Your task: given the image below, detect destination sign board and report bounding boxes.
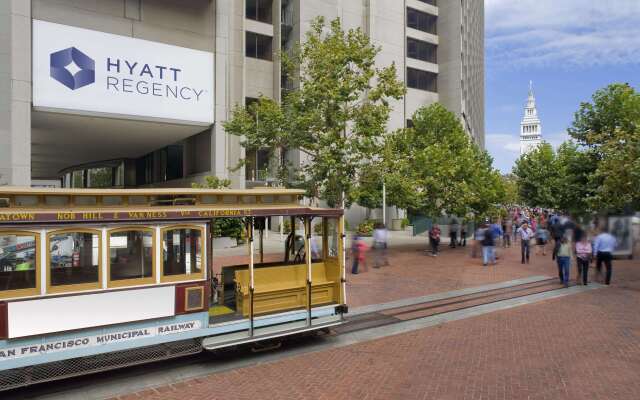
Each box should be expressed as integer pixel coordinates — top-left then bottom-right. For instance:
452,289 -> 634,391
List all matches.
0,320 -> 202,362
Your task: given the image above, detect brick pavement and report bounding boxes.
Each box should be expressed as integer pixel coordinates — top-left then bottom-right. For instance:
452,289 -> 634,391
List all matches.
113,248 -> 640,400
347,241 -> 559,308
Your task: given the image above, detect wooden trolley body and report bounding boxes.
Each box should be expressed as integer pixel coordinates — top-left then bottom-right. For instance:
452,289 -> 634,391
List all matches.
0,187 -> 346,390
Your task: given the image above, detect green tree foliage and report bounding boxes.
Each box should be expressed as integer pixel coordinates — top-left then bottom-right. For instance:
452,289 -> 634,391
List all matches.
384,103 -> 504,219
568,83 -> 640,212
191,175 -> 232,190
353,166 -> 383,210
513,141 -> 596,217
223,17 -> 405,207
501,174 -> 520,205
555,142 -> 596,216
513,143 -> 559,209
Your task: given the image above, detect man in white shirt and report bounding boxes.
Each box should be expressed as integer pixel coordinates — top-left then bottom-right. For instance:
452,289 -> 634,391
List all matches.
593,227 -> 618,285
373,223 -> 389,268
517,222 -> 534,264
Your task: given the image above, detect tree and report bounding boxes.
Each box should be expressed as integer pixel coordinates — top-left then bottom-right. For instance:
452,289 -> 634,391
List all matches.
554,141 -> 596,217
512,143 -> 559,209
568,83 -> 640,212
501,174 -> 520,206
224,17 -> 405,207
512,141 -> 598,217
384,103 -> 504,219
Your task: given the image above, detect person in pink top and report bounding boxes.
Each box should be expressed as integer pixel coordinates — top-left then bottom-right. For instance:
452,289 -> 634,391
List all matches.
575,235 -> 592,285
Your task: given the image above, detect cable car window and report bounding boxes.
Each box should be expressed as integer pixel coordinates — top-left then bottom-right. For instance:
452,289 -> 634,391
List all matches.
45,196 -> 70,206
14,196 -> 39,207
108,229 -> 154,286
162,227 -> 203,281
0,232 -> 39,297
74,196 -> 97,206
48,231 -> 101,291
103,196 -> 123,206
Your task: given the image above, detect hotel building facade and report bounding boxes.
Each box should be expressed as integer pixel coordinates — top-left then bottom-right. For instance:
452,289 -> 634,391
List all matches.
1,0 -> 484,193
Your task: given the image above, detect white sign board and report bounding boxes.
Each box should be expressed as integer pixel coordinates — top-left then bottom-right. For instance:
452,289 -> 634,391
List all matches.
8,286 -> 175,338
32,20 -> 214,125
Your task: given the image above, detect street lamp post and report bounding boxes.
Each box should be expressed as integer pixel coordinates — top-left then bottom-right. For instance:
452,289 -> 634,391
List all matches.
382,182 -> 386,227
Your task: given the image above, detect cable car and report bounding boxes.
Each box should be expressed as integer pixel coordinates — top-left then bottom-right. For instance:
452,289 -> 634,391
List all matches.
0,187 -> 346,390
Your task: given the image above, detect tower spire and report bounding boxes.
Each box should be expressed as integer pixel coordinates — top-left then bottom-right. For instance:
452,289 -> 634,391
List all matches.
529,80 -> 533,95
520,81 -> 542,155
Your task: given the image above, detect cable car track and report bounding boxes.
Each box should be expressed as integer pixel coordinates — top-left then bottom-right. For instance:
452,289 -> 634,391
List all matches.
334,278 -> 563,334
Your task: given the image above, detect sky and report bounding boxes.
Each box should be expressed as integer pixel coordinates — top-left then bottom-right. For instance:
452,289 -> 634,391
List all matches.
484,0 -> 640,173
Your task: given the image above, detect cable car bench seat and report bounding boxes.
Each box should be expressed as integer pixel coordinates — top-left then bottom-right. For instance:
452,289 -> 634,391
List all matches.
234,262 -> 339,317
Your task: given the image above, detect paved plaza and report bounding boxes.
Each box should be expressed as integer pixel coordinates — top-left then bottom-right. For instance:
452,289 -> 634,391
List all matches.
105,241 -> 640,400
346,236 -> 560,308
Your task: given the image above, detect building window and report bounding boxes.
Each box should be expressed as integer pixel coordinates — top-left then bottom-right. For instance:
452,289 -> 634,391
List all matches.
0,232 -> 40,298
406,119 -> 414,128
407,68 -> 437,92
407,38 -> 437,63
87,167 -> 113,188
162,145 -> 184,181
407,8 -> 437,35
245,149 -> 270,181
48,230 -> 101,292
108,228 -> 155,287
417,0 -> 437,5
161,227 -> 203,282
246,32 -> 273,61
135,146 -> 183,186
246,0 -> 273,24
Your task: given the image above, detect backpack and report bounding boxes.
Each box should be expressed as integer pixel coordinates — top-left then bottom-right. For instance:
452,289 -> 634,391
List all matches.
482,229 -> 494,246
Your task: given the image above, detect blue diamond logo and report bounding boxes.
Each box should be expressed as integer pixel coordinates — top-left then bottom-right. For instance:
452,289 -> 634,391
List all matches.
50,47 -> 95,90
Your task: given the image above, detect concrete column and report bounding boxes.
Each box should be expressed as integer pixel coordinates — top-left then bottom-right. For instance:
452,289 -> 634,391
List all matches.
213,0 -> 246,188
0,0 -> 31,186
212,0 -> 231,183
273,0 -> 282,104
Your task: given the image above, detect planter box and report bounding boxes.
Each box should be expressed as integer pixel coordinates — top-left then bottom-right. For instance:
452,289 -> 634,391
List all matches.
391,218 -> 404,231
212,237 -> 238,249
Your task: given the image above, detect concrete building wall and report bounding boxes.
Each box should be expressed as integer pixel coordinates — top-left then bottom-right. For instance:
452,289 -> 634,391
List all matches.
32,0 -> 215,51
0,1 -> 31,186
437,0 -> 463,132
369,0 -> 405,131
438,0 -> 485,147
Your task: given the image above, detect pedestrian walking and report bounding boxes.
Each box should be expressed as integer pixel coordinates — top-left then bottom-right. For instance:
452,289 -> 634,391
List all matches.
429,224 -> 441,256
351,234 -> 364,274
373,223 -> 389,268
459,223 -> 467,247
503,218 -> 512,248
550,218 -> 565,261
481,224 -> 496,266
593,227 -> 617,285
449,218 -> 459,248
531,218 -> 537,232
357,238 -> 369,273
535,224 -> 549,256
575,235 -> 592,285
557,237 -> 572,287
516,222 -> 534,264
472,224 -> 484,258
